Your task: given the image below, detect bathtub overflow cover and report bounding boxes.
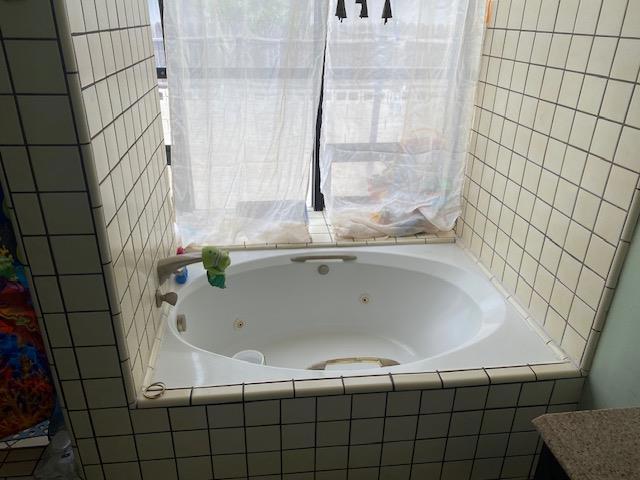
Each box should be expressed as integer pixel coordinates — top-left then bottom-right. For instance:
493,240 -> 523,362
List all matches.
318,264 -> 329,275
360,294 -> 371,305
233,319 -> 245,329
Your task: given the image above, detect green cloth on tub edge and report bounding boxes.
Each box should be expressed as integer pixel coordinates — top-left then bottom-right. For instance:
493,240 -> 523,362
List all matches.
202,246 -> 231,289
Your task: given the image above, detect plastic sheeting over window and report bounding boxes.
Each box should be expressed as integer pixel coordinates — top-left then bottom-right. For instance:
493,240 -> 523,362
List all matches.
320,0 -> 485,239
166,1 -> 328,245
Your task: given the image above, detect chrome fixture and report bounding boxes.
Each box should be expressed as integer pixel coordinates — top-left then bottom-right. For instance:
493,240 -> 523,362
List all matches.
157,252 -> 202,285
176,314 -> 187,332
290,254 -> 357,263
155,290 -> 178,307
309,357 -> 399,370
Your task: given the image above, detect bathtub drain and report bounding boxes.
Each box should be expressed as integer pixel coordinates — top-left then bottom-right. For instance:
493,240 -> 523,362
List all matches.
232,350 -> 265,365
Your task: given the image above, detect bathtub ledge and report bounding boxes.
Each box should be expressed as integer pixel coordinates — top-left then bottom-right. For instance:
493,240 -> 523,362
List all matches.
530,362 -> 581,381
137,388 -> 191,409
244,381 -> 294,401
391,372 -> 441,391
439,369 -> 489,387
192,385 -> 243,405
343,374 -> 394,394
293,378 -> 344,397
486,366 -> 536,384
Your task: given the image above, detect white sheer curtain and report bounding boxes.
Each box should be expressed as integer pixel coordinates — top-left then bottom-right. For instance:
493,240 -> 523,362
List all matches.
321,0 -> 485,238
166,1 -> 328,245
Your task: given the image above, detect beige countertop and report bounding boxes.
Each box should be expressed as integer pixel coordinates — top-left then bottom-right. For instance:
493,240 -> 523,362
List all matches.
533,407 -> 640,480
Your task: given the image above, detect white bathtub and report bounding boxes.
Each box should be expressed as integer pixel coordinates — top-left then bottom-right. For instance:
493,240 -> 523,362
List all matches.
152,244 -> 560,388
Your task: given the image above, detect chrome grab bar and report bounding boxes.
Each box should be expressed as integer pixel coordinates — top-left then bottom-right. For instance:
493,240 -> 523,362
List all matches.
308,357 -> 400,370
290,254 -> 357,263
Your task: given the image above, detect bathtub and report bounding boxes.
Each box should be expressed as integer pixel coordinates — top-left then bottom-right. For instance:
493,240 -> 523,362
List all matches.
151,244 -> 561,388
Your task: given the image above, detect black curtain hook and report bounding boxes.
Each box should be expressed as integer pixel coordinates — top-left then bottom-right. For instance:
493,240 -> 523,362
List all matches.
336,0 -> 347,22
356,0 -> 369,18
382,0 -> 393,24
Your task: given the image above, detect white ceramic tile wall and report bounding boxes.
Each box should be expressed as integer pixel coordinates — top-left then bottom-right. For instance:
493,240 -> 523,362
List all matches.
0,1 -> 603,479
458,0 -> 640,370
61,0 -> 175,398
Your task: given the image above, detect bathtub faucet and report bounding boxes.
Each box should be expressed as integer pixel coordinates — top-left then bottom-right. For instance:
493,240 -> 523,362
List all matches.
157,252 -> 202,285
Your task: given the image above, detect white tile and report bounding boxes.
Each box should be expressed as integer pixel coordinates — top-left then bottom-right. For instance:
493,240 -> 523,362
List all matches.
97,435 -> 137,462
172,430 -> 209,457
569,111 -> 597,151
244,381 -> 293,401
628,89 -> 640,130
246,425 -> 280,452
595,0 -> 627,34
586,37 -> 617,76
0,0 -> 56,37
90,407 -> 132,436
558,72 -> 582,108
416,412 -> 450,439
453,385 -> 489,411
381,441 -> 413,466
611,39 -> 640,81
42,313 -> 72,347
444,435 -> 477,462
585,235 -> 615,279
282,448 -> 314,474
40,192 -> 94,234
32,275 -> 63,312
18,95 -> 76,144
4,40 -> 65,94
317,421 -> 349,447
76,345 -> 121,378
30,146 -> 86,191
0,96 -> 22,144
317,395 -> 351,421
212,454 -> 247,478
343,375 -> 392,393
244,400 -> 279,426
59,274 -> 109,311
83,86 -> 102,138
210,427 -> 245,454
247,451 -> 280,476
348,444 -> 382,468
615,127 -> 640,173
572,189 -> 600,230
576,266 -> 606,310
13,193 -> 45,235
590,119 -> 621,162
135,432 -> 174,460
281,398 -> 315,424
50,235 -> 101,274
580,155 -> 610,196
281,423 -> 314,449
601,80 -> 634,123
560,325 -> 587,361
168,406 -> 206,431
480,406 -> 520,439
130,408 -> 170,433
550,377 -> 585,403
0,146 -> 34,193
594,201 -> 626,244
566,36 -> 592,72
518,381 -> 554,406
420,389 -> 454,414
23,236 -> 54,275
140,459 -> 177,480
52,347 -> 79,379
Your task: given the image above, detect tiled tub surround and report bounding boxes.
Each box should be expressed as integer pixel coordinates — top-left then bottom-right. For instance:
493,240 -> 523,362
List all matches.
458,0 -> 640,370
102,365 -> 583,480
